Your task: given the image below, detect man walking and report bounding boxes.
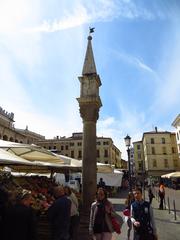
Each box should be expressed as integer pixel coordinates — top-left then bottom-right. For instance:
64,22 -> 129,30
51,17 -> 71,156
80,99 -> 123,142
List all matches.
48,186 -> 71,240
158,183 -> 165,210
131,187 -> 158,240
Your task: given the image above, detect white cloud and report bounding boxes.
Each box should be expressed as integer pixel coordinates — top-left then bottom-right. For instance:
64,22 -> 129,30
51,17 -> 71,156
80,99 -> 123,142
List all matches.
25,0 -> 155,33
0,0 -> 41,33
97,104 -> 151,159
26,4 -> 89,33
114,51 -> 158,76
150,23 -> 180,115
133,57 -> 154,74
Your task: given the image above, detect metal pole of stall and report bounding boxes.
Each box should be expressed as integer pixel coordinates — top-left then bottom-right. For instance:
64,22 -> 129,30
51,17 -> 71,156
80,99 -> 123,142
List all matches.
164,197 -> 166,210
167,197 -> 170,214
173,199 -> 177,220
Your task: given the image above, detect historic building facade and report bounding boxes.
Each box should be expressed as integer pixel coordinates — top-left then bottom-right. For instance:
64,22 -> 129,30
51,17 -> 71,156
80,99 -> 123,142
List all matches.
36,132 -> 121,166
0,106 -> 45,144
0,107 -> 121,166
133,141 -> 145,177
133,127 -> 179,178
172,114 -> 180,159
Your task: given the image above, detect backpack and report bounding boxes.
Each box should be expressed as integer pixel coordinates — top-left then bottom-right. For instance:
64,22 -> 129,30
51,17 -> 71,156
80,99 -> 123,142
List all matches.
131,201 -> 153,234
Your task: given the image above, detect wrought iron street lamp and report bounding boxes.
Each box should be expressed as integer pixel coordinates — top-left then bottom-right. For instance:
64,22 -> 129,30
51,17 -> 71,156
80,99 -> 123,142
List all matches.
124,134 -> 132,191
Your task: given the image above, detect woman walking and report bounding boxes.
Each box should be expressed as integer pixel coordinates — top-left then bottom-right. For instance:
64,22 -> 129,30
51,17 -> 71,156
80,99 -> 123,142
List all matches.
123,192 -> 135,240
89,187 -> 114,240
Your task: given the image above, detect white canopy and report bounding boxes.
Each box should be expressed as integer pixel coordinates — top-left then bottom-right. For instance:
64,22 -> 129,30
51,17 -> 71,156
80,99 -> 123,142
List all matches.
0,140 -> 119,175
0,140 -> 62,164
0,148 -> 34,166
161,172 -> 180,178
55,154 -> 113,173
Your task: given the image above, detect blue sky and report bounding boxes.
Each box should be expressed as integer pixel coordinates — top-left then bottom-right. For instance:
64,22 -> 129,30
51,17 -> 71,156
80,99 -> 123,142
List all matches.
0,0 -> 180,159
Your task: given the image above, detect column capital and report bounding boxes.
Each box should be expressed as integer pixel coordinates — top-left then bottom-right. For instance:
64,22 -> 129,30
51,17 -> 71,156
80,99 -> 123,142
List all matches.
79,103 -> 100,122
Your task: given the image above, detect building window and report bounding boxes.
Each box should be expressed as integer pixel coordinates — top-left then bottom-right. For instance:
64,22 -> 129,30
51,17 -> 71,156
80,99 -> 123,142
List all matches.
44,146 -> 46,149
78,150 -> 82,158
104,149 -> 108,157
65,145 -> 68,150
49,146 -> 51,150
61,146 -> 64,150
77,142 -> 82,146
153,159 -> 157,168
138,153 -> 141,159
172,147 -> 175,153
97,150 -> 100,158
137,145 -> 141,150
97,141 -> 101,145
151,138 -> 154,144
177,132 -> 179,140
71,151 -> 74,158
162,138 -> 165,144
138,162 -> 142,170
54,146 -> 56,149
103,141 -> 109,145
152,147 -> 155,155
173,159 -> 178,168
164,159 -> 168,168
70,142 -> 74,146
162,146 -> 167,154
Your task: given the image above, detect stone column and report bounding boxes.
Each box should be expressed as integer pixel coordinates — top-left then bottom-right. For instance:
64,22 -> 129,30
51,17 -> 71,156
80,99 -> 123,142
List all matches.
77,31 -> 102,239
80,103 -> 99,212
78,103 -> 100,240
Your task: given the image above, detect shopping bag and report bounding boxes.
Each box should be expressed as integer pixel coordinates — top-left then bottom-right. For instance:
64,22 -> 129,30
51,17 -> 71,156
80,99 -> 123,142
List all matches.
111,216 -> 121,234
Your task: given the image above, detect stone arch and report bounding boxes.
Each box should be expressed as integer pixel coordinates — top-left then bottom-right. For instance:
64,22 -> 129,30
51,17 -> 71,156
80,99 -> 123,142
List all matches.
3,135 -> 8,141
9,137 -> 14,142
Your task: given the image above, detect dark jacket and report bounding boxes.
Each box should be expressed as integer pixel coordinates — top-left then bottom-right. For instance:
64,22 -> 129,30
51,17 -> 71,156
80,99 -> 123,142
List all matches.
3,204 -> 37,240
48,195 -> 71,239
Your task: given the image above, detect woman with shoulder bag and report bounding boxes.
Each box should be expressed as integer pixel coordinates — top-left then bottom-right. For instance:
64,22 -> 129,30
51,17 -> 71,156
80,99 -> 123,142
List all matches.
89,187 -> 114,240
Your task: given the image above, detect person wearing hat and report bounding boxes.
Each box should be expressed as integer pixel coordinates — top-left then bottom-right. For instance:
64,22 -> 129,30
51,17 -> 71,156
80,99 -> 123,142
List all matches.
3,189 -> 37,240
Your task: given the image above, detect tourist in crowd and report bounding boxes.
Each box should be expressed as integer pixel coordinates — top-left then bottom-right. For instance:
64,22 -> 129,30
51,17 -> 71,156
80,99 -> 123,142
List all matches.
98,178 -> 106,189
3,189 -> 37,240
64,186 -> 79,240
89,187 -> 114,240
131,187 -> 158,240
148,186 -> 155,204
123,191 -> 135,240
0,187 -> 9,238
158,183 -> 165,210
48,186 -> 71,240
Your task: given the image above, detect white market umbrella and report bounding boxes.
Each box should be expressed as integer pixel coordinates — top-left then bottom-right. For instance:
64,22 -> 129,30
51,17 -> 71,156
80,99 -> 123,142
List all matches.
0,148 -> 34,166
0,140 -> 63,164
161,172 -> 180,178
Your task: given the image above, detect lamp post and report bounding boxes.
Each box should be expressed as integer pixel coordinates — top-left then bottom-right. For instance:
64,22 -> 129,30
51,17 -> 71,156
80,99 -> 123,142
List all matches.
124,134 -> 132,192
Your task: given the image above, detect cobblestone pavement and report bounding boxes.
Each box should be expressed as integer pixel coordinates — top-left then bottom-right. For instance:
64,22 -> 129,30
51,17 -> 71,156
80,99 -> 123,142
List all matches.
110,188 -> 180,240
